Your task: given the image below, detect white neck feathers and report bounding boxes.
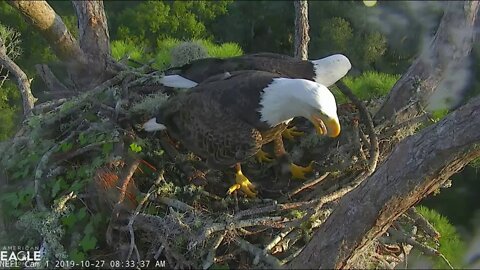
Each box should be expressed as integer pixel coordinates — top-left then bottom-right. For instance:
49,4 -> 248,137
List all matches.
259,78 -> 337,127
311,54 -> 351,87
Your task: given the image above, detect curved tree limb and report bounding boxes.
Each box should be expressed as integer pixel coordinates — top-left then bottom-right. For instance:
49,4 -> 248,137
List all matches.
287,94 -> 480,269
8,0 -> 87,65
0,38 -> 36,115
374,1 -> 480,124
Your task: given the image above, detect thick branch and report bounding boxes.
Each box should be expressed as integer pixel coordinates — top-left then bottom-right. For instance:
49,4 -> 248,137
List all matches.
374,1 -> 479,124
35,64 -> 69,93
72,1 -> 110,59
0,39 -> 36,115
293,0 -> 309,60
288,95 -> 480,269
70,1 -> 115,90
8,0 -> 86,65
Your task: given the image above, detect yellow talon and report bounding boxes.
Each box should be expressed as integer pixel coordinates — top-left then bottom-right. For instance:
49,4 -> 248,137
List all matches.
290,161 -> 314,180
227,170 -> 257,197
282,126 -> 304,141
255,149 -> 274,163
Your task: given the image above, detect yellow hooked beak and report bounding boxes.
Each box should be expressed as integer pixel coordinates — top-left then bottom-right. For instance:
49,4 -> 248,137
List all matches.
310,114 -> 341,138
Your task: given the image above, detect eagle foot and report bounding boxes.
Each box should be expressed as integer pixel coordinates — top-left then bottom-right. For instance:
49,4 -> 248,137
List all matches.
255,149 -> 274,163
290,161 -> 314,180
227,171 -> 258,198
282,126 -> 304,141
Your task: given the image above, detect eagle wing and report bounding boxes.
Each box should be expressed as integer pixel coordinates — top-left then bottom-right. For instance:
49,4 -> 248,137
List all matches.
161,89 -> 263,168
165,54 -> 315,84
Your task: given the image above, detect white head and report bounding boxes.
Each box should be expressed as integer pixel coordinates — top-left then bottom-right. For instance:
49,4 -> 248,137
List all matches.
311,54 -> 352,87
259,78 -> 341,138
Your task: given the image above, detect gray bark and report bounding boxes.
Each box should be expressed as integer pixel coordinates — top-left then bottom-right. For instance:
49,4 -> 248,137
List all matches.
0,38 -> 36,115
374,1 -> 480,124
8,0 -> 87,65
294,1 -> 310,60
288,94 -> 480,269
9,0 -> 115,91
72,1 -> 111,58
70,1 -> 113,90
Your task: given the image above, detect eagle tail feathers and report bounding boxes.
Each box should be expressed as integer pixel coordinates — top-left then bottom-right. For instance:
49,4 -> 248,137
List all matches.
159,75 -> 198,88
143,117 -> 167,132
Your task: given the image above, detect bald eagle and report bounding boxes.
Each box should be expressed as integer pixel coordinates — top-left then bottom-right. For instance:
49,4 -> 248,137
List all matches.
160,53 -> 351,89
159,53 -> 351,163
144,70 -> 340,197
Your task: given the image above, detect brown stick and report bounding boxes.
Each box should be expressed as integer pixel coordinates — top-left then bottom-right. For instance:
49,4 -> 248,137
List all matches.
0,40 -> 36,115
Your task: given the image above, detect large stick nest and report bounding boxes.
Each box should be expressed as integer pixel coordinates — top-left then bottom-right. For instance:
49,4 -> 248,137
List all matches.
0,65 -> 445,269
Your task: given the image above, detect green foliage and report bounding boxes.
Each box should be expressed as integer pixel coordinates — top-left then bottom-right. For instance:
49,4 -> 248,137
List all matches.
111,1 -> 232,47
0,81 -> 21,141
154,38 -> 243,69
196,40 -> 243,59
111,39 -> 147,62
317,17 -> 353,53
155,38 -> 182,68
430,108 -> 450,122
0,23 -> 22,141
0,23 -> 22,59
339,71 -> 400,103
130,92 -> 169,116
170,41 -> 208,67
210,1 -> 294,54
416,206 -> 466,268
359,32 -> 387,66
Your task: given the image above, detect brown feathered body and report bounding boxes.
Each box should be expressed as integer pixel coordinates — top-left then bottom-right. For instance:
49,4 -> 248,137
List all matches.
157,70 -> 287,169
166,52 -> 316,83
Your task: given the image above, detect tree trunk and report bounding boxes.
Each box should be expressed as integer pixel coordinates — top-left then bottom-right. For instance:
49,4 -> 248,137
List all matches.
8,0 -> 116,91
374,1 -> 480,125
7,0 -> 86,66
72,1 -> 113,89
287,94 -> 480,269
294,0 -> 310,60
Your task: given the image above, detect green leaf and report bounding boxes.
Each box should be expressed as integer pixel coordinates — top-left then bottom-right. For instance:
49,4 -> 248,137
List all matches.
70,181 -> 84,192
78,133 -> 87,146
60,142 -> 73,152
77,166 -> 90,179
91,213 -> 103,225
154,149 -> 164,156
96,133 -> 106,142
79,235 -> 97,252
62,213 -> 77,228
12,170 -> 23,180
69,248 -> 86,263
51,180 -> 62,197
129,143 -> 142,153
77,207 -> 87,221
92,157 -> 104,169
1,192 -> 19,208
17,189 -> 33,206
66,169 -> 76,180
84,222 -> 94,236
102,142 -> 113,156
